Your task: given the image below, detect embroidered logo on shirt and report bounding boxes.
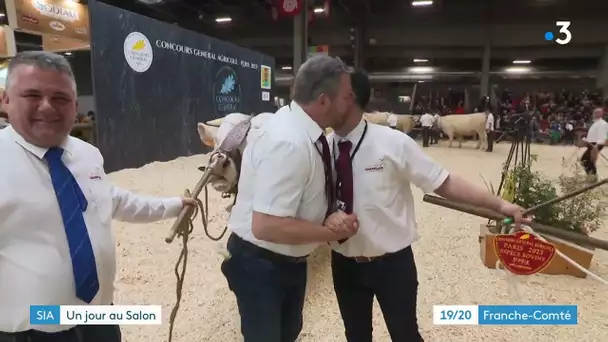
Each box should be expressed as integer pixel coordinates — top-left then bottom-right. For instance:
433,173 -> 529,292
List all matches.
364,164 -> 384,172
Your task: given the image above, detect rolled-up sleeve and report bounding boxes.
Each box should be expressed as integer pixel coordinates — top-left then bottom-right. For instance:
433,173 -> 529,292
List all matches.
252,138 -> 309,218
398,134 -> 449,194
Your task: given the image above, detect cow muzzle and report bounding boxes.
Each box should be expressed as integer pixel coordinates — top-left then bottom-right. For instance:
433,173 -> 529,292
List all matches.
198,151 -> 239,194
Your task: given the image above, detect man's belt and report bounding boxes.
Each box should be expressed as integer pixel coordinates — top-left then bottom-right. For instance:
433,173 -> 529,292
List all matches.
229,234 -> 308,263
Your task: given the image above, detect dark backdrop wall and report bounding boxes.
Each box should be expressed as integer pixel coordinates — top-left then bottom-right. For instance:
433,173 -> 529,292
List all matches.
89,0 -> 275,172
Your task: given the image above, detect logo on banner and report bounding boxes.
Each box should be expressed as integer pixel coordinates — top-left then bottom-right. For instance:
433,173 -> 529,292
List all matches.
261,65 -> 271,90
49,21 -> 65,31
213,66 -> 242,116
124,32 -> 153,73
33,1 -> 80,22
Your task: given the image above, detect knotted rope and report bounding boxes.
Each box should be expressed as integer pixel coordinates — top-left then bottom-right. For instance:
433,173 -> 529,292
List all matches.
164,116 -> 252,342
167,182 -> 228,342
496,224 -> 608,301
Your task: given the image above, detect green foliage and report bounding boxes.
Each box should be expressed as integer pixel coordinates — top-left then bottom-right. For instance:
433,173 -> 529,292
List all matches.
505,156 -> 608,235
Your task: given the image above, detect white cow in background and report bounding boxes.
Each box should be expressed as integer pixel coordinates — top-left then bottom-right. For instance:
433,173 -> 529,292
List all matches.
437,112 -> 488,149
363,111 -> 417,134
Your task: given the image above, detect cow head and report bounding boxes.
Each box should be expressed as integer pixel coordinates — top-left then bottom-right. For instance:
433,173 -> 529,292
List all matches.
197,114 -> 247,194
197,113 -> 274,195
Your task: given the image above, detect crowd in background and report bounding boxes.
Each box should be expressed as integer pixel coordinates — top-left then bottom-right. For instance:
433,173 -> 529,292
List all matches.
408,89 -> 606,144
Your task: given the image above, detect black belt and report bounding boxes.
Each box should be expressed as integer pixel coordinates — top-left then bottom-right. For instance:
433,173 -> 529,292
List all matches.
228,234 -> 308,264
333,246 -> 411,263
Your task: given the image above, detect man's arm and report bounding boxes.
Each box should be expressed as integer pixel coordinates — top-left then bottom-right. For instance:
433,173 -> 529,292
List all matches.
397,133 -> 507,213
250,138 -> 341,244
110,186 -> 184,223
93,150 -> 185,223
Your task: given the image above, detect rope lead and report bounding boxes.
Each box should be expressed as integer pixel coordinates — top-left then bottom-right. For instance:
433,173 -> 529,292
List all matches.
167,186 -> 228,342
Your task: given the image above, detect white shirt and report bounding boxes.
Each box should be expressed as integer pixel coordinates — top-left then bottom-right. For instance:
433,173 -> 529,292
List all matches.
586,118 -> 608,144
329,120 -> 450,257
486,113 -> 494,131
228,101 -> 327,257
0,126 -> 183,333
566,123 -> 573,131
387,114 -> 398,127
420,113 -> 434,127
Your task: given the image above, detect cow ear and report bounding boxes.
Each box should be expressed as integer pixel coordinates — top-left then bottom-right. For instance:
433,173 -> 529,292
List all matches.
197,123 -> 216,148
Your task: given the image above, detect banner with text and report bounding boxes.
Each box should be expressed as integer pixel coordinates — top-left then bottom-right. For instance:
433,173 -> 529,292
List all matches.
89,0 -> 275,172
5,0 -> 89,41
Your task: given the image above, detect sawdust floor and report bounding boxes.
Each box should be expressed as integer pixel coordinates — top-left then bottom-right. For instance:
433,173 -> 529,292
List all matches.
109,141 -> 608,342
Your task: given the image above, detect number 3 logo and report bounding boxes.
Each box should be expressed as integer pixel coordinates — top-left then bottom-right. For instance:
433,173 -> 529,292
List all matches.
555,21 -> 572,45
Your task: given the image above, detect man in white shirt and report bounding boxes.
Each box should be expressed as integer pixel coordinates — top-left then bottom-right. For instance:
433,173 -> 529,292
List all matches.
221,55 -> 359,342
0,51 -> 195,342
564,121 -> 575,145
328,71 -> 529,342
581,108 -> 608,179
430,112 -> 440,144
485,110 -> 495,152
419,112 -> 434,147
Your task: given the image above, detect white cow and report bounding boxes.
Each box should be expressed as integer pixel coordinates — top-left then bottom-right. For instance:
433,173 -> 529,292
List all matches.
363,111 -> 416,134
437,112 -> 488,149
197,112 -> 275,194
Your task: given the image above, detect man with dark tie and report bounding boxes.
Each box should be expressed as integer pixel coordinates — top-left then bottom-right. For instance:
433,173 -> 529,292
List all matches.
220,55 -> 358,342
0,51 -> 195,342
327,70 -> 530,342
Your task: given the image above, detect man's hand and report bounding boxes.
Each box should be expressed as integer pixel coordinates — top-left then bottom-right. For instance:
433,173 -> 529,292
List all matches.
324,211 -> 359,240
181,197 -> 198,208
499,201 -> 532,230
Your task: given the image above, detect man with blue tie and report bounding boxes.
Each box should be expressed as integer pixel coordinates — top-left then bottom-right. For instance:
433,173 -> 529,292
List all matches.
328,70 -> 529,342
0,51 -> 195,342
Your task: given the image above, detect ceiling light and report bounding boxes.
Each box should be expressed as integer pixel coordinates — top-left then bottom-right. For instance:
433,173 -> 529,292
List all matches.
65,52 -> 72,56
512,60 -> 531,64
412,1 -> 433,7
413,59 -> 428,63
505,67 -> 531,74
418,81 -> 425,83
0,13 -> 5,18
281,66 -> 292,70
215,17 -> 232,23
313,7 -> 324,13
409,66 -> 434,73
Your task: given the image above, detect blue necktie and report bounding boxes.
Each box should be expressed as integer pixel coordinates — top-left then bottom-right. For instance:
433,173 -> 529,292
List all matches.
45,147 -> 99,303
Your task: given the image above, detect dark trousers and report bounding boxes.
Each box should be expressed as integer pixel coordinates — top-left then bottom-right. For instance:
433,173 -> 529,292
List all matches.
564,130 -> 575,145
332,247 -> 423,342
430,128 -> 438,144
486,130 -> 494,152
221,234 -> 307,342
0,325 -> 121,342
421,127 -> 430,147
581,144 -> 603,175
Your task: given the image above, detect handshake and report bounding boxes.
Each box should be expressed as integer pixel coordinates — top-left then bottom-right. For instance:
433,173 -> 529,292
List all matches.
324,211 -> 359,241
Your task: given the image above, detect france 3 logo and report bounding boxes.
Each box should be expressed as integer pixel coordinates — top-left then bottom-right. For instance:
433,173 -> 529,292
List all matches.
544,21 -> 572,45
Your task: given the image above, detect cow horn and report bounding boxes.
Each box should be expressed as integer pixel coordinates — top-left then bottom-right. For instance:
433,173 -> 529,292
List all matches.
206,118 -> 224,127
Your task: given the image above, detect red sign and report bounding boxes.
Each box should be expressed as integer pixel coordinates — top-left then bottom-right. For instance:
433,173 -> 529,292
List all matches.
494,231 -> 556,275
277,0 -> 302,17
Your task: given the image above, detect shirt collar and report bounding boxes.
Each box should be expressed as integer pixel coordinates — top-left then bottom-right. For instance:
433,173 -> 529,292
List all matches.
290,101 -> 324,141
334,118 -> 366,145
5,125 -> 73,160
